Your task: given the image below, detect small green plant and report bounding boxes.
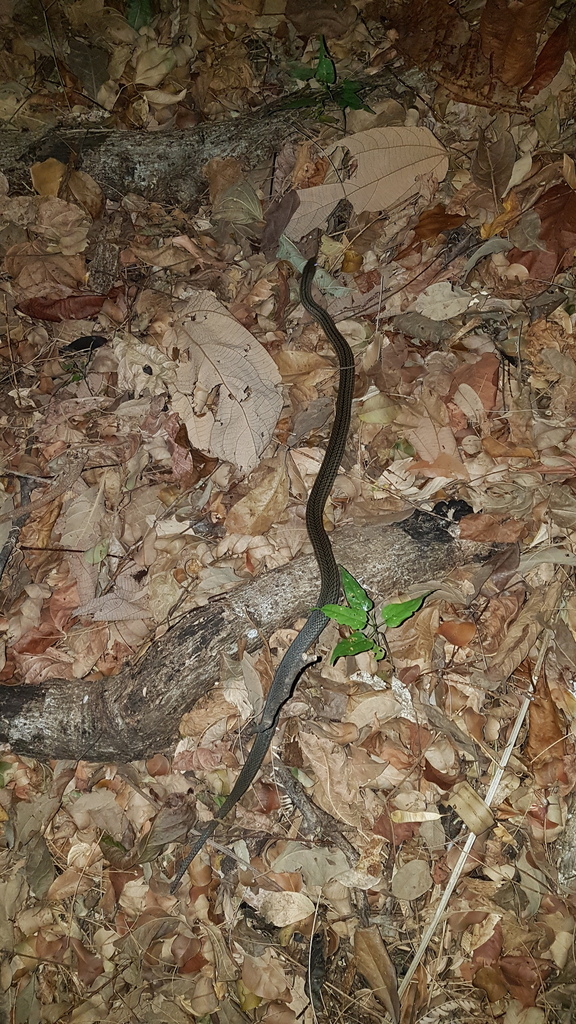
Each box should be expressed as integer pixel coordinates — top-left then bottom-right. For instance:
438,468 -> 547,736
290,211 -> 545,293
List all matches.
322,568 -> 431,665
284,36 -> 373,117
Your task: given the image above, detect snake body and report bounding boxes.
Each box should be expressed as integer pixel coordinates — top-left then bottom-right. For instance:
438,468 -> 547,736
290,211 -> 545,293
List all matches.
171,258 -> 355,890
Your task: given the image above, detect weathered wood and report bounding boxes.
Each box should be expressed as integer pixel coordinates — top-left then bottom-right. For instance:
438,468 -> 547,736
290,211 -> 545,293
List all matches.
0,66 -> 423,209
0,518 -> 498,761
0,112 -> 300,209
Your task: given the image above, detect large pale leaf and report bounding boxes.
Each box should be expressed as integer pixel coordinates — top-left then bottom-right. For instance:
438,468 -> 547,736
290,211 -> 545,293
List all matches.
167,291 -> 282,473
287,126 -> 448,240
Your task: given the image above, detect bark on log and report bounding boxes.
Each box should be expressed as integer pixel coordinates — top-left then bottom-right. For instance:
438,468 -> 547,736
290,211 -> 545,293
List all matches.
0,69 -> 416,209
0,516 -> 499,761
0,112 -> 301,210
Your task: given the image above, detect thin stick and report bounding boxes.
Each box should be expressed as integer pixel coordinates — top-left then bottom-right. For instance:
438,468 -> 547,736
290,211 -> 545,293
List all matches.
398,631 -> 552,999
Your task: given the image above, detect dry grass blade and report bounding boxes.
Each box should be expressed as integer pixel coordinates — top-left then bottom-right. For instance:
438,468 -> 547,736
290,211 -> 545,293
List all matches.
398,629 -> 554,1000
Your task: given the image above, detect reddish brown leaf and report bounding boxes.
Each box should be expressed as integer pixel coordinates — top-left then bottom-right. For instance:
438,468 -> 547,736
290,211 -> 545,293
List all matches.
508,182 -> 576,278
17,294 -> 107,322
457,514 -> 527,543
437,620 -> 476,647
525,673 -> 566,765
498,955 -> 553,1007
145,753 -> 171,776
473,964 -> 508,1002
373,810 -> 419,844
422,758 -> 463,790
414,204 -> 467,242
479,0 -> 553,87
472,921 -> 502,966
522,16 -> 570,96
448,353 -> 500,412
252,781 -> 281,814
70,938 -> 104,987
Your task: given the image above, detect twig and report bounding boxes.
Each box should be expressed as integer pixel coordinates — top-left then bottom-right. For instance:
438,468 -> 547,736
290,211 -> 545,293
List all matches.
0,452 -> 86,525
398,630 -> 553,999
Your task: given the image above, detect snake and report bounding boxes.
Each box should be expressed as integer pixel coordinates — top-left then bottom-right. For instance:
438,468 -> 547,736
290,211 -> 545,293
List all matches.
171,257 -> 355,890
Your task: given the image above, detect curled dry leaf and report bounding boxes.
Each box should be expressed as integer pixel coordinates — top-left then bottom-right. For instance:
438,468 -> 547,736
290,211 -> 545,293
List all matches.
448,781 -> 495,835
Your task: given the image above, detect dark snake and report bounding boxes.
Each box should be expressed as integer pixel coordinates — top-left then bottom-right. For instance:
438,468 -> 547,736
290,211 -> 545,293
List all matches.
171,258 -> 355,890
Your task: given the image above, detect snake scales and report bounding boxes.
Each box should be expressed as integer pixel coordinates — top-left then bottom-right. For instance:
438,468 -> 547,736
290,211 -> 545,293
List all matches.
171,258 -> 355,890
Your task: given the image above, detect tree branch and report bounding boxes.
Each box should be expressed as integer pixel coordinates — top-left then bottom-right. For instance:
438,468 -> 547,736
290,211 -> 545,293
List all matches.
0,518 -> 499,761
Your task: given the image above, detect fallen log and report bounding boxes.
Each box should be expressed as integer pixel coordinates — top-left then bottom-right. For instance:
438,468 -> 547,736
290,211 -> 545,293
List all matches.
0,516 -> 499,761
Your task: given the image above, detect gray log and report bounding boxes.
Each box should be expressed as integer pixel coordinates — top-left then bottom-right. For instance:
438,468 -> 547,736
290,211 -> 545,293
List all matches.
0,113 -> 300,210
0,519 -> 497,761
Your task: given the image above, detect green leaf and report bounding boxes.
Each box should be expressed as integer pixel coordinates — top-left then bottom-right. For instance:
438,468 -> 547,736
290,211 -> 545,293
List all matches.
392,438 -> 416,458
100,834 -> 128,852
321,604 -> 368,629
315,36 -> 336,85
126,0 -> 153,30
333,79 -> 372,111
287,62 -> 315,81
371,643 -> 387,661
85,539 -> 109,565
0,761 -> 14,786
340,567 -> 373,612
330,634 -> 374,664
381,593 -> 431,628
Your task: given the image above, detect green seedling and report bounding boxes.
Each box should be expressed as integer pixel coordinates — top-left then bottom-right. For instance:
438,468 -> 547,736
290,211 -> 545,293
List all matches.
322,567 -> 431,665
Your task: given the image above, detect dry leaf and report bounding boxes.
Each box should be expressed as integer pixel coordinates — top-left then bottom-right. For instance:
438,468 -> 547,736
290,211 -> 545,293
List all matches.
287,126 -> 448,240
226,462 -> 289,536
471,131 -> 516,199
354,925 -> 400,1022
30,158 -> 66,196
448,781 -> 495,834
438,619 -> 477,646
391,861 -> 433,900
166,291 -> 282,473
297,729 -> 364,828
479,0 -> 553,88
259,891 -> 315,927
